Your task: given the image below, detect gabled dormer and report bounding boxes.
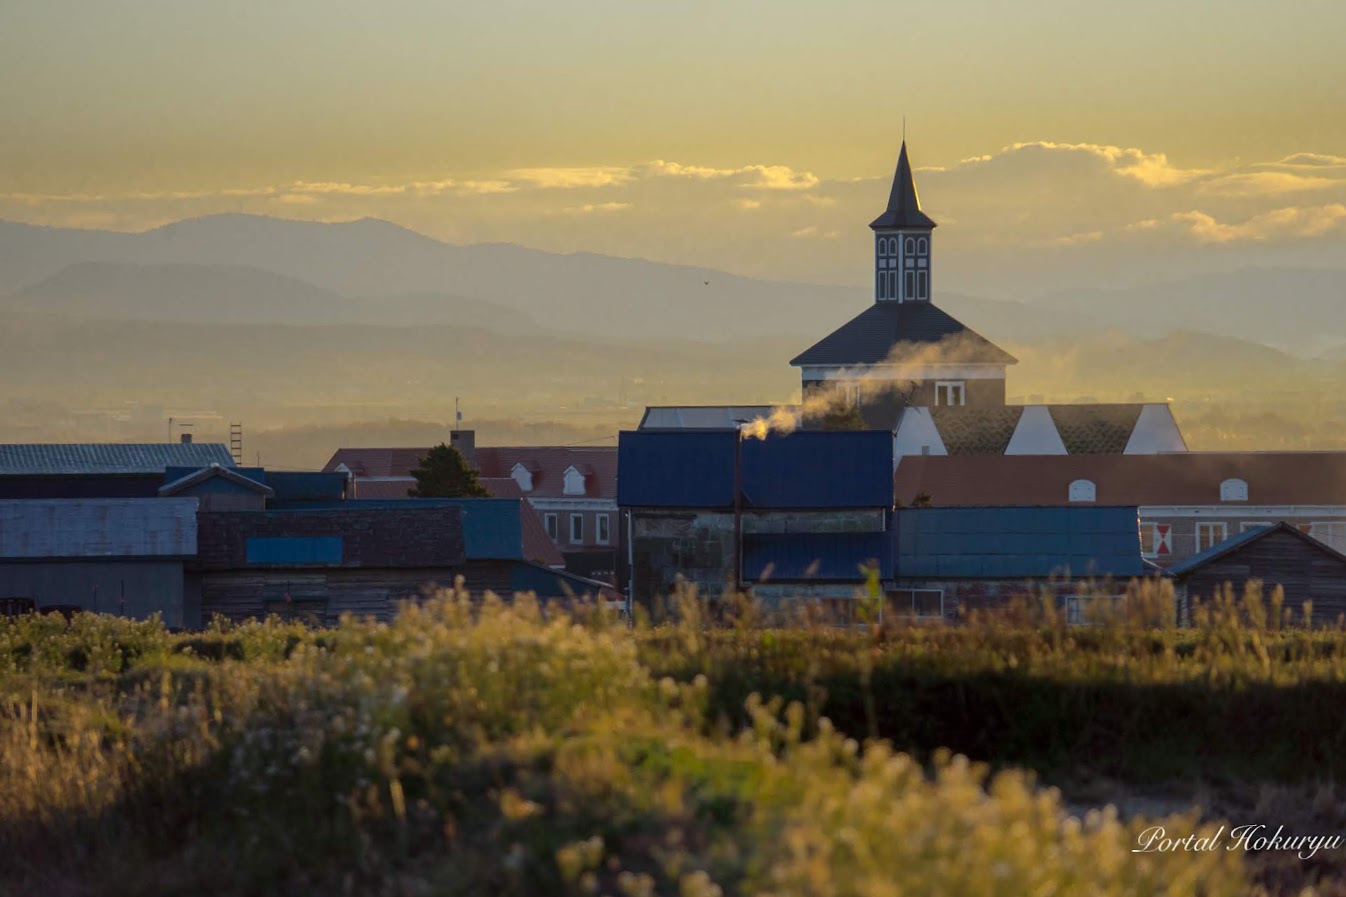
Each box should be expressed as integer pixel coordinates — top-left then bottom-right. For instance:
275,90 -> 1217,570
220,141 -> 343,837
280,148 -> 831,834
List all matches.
510,461 -> 539,492
871,141 -> 936,303
562,465 -> 589,496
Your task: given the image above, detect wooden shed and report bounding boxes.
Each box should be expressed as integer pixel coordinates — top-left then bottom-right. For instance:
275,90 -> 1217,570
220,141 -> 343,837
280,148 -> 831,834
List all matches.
1168,523 -> 1346,627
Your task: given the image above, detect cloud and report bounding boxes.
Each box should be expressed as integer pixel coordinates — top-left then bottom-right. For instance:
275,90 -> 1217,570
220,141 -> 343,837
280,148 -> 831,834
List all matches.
1050,230 -> 1104,246
1171,204 -> 1346,242
507,167 -> 633,189
562,201 -> 632,214
645,160 -> 819,190
789,225 -> 839,239
954,141 -> 1207,187
1275,152 -> 1346,169
1198,171 -> 1337,197
735,198 -> 761,210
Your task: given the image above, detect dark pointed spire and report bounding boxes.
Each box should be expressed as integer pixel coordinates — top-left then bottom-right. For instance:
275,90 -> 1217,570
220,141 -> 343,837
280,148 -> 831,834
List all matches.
869,141 -> 937,230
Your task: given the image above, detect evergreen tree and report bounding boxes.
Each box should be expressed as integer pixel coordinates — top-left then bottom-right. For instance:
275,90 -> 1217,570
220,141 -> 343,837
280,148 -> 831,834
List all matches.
408,443 -> 491,498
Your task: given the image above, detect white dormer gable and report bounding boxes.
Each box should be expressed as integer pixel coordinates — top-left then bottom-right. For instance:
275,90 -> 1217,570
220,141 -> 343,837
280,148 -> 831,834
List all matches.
1006,406 -> 1068,455
1123,404 -> 1189,454
510,461 -> 534,492
1220,478 -> 1248,502
1068,479 -> 1097,502
893,407 -> 949,463
562,465 -> 587,496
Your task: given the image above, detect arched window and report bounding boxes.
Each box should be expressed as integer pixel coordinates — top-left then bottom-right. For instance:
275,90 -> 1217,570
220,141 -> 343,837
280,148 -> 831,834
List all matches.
905,237 -> 915,255
1220,478 -> 1248,501
917,237 -> 928,256
1068,479 -> 1097,503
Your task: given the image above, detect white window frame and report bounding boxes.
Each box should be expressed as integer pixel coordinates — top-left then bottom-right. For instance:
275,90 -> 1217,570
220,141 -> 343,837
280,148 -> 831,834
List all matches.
934,381 -> 965,407
569,513 -> 584,544
917,236 -> 928,256
544,513 -> 558,541
1195,521 -> 1228,552
1068,479 -> 1097,503
916,268 -> 929,300
905,237 -> 915,255
596,513 -> 610,545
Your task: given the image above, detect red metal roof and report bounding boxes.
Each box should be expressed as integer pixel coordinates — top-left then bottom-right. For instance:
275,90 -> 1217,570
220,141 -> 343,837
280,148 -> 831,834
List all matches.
893,452 -> 1346,507
519,503 -> 566,567
323,448 -> 428,478
475,446 -> 618,500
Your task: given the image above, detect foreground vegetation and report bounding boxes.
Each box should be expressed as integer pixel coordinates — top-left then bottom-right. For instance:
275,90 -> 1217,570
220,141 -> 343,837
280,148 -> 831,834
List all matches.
2,580 -> 1343,895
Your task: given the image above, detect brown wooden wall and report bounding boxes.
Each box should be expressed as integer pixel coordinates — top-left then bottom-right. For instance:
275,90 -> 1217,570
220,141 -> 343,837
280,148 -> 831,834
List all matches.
1180,528 -> 1346,626
200,567 -> 463,624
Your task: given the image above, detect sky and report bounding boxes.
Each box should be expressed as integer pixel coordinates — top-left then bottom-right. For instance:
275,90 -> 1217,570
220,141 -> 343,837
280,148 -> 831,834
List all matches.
3,0 -> 1345,295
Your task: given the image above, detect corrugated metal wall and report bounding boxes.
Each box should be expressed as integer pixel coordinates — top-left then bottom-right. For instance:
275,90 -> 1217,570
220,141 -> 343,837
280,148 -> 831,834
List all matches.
0,561 -> 187,627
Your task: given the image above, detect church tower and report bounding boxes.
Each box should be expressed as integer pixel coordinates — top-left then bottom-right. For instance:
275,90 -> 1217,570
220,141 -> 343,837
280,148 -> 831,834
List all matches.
790,139 -> 1016,425
870,141 -> 936,303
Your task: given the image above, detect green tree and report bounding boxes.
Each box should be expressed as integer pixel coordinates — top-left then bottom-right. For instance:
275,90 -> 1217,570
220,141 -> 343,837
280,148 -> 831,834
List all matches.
409,443 -> 491,498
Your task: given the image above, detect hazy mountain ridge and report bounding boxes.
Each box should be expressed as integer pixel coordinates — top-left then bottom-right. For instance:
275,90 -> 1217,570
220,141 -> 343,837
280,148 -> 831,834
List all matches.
4,214 -> 1342,353
0,215 -> 865,342
1033,268 -> 1346,352
6,261 -> 535,329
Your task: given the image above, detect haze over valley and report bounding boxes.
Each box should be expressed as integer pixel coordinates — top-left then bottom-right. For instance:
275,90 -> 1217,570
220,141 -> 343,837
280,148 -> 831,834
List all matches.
2,214 -> 1343,468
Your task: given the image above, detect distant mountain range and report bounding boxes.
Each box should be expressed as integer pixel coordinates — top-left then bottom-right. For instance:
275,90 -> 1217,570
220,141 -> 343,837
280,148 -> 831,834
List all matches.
3,214 -> 1342,353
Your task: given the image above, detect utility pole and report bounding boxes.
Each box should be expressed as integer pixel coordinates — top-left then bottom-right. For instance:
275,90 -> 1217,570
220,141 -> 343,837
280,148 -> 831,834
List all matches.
731,419 -> 748,595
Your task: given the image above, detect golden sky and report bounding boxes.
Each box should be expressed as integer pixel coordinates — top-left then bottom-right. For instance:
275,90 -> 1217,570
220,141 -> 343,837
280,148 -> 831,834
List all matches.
3,0 -> 1345,292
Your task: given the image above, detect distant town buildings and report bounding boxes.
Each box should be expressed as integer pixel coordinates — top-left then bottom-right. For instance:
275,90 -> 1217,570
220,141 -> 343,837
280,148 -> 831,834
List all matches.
4,141 -> 1346,626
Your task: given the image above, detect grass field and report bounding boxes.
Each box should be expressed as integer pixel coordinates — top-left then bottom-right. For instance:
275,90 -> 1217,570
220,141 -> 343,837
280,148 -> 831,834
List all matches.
1,578 -> 1342,895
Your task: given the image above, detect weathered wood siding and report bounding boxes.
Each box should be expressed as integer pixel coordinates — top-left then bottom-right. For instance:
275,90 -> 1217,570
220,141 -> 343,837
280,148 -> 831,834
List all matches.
201,567 -> 463,624
1181,529 -> 1346,626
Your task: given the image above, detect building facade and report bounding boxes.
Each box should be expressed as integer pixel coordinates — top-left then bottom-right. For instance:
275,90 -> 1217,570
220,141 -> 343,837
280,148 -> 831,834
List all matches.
892,452 -> 1346,566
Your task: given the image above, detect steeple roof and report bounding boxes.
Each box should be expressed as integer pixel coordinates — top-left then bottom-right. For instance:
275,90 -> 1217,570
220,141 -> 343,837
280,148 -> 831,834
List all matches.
869,141 -> 937,230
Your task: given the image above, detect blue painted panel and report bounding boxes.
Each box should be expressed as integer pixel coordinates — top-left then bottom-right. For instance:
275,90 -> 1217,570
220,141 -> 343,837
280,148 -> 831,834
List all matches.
617,429 -> 892,509
743,532 -> 887,581
891,506 -> 1146,579
246,536 -> 343,565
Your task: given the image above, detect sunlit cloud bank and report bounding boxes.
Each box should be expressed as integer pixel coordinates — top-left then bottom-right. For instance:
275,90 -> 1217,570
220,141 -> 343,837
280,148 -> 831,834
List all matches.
3,141 -> 1344,293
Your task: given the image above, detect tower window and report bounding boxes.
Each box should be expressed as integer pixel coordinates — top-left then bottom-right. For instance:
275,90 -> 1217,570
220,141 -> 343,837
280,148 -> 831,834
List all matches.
904,270 -> 915,298
916,269 -> 929,300
876,270 -> 885,299
888,271 -> 896,300
905,237 -> 915,255
917,237 -> 928,256
935,381 -> 965,406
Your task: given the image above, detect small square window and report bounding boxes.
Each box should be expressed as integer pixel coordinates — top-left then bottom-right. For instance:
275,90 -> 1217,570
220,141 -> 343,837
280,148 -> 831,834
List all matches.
1195,522 -> 1228,552
935,381 -> 965,407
